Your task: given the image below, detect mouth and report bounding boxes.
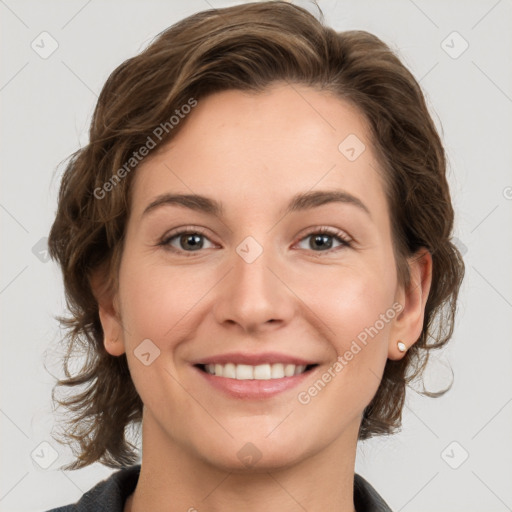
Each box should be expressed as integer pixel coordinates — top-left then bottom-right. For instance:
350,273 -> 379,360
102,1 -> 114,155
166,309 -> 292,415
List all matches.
195,362 -> 318,380
192,354 -> 320,401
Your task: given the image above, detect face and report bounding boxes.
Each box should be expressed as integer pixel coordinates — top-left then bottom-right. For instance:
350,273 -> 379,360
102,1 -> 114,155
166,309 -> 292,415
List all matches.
99,83 -> 430,472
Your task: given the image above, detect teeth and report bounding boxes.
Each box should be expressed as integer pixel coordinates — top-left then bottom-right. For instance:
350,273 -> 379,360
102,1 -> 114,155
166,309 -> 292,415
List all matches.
295,365 -> 307,375
236,364 -> 253,380
223,363 -> 236,379
271,363 -> 284,378
253,364 -> 271,380
203,363 -> 308,380
284,364 -> 295,377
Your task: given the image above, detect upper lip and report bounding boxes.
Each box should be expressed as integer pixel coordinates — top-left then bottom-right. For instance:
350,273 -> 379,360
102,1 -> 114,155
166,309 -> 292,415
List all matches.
192,352 -> 318,366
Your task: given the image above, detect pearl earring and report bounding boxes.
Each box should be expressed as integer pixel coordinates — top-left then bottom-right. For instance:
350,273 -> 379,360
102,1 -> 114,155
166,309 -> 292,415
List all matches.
397,341 -> 407,353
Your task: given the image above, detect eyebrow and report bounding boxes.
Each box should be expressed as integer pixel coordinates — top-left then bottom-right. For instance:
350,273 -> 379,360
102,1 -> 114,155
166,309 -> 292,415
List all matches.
141,189 -> 371,219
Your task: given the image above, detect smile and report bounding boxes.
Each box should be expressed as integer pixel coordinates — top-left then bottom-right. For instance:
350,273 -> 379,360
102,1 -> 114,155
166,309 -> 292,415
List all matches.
197,362 -> 317,380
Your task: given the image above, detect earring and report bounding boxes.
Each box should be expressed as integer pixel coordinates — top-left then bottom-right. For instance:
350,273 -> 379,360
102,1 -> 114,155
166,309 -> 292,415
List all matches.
397,341 -> 407,353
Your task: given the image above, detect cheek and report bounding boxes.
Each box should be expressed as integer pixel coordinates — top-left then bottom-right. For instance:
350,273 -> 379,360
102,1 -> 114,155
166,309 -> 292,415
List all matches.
117,256 -> 202,412
298,260 -> 396,339
118,255 -> 214,342
296,270 -> 395,408
297,261 -> 396,400
292,278 -> 395,431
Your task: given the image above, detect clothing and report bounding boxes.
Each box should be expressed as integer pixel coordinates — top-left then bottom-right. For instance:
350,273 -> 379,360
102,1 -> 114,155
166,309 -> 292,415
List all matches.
45,464 -> 393,511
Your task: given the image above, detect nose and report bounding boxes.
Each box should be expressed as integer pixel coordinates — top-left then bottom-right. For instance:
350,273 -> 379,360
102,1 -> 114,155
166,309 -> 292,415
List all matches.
213,238 -> 295,334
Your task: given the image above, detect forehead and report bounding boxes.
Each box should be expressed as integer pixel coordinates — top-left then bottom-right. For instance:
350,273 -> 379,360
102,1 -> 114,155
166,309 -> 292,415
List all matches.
131,84 -> 387,219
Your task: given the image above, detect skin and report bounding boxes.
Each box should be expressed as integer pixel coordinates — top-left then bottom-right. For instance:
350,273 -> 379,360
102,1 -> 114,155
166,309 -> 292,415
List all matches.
95,83 -> 432,512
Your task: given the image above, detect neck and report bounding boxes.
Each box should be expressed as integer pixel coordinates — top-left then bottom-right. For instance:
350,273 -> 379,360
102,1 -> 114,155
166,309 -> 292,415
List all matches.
126,412 -> 359,512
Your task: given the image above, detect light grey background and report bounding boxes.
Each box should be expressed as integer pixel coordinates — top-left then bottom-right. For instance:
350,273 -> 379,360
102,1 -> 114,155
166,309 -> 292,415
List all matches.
1,1 -> 511,511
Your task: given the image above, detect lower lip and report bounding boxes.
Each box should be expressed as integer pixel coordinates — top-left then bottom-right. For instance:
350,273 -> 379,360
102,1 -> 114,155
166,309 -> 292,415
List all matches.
193,365 -> 317,399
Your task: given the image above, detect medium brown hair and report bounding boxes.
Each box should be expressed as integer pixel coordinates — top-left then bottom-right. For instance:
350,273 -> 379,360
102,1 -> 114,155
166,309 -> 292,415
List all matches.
48,1 -> 465,469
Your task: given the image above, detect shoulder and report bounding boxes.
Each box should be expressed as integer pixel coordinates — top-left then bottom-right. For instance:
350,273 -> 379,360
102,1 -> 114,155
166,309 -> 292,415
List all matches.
44,465 -> 141,512
354,473 -> 393,512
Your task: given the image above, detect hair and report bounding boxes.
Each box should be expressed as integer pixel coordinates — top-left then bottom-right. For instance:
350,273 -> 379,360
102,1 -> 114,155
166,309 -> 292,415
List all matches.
48,0 -> 465,470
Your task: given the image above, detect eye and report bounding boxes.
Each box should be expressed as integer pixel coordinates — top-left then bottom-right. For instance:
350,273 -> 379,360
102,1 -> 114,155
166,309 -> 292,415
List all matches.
158,225 -> 352,256
159,226 -> 216,255
295,227 -> 352,254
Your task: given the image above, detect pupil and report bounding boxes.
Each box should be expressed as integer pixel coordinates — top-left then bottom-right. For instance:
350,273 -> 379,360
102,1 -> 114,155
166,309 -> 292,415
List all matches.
312,234 -> 332,250
182,234 -> 202,250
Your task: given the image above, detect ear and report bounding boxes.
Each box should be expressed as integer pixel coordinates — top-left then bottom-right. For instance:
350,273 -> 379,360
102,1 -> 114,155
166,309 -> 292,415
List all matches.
90,268 -> 126,357
388,248 -> 432,361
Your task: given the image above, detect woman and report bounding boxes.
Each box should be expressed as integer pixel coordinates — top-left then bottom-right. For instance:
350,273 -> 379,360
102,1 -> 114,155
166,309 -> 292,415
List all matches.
46,2 -> 464,511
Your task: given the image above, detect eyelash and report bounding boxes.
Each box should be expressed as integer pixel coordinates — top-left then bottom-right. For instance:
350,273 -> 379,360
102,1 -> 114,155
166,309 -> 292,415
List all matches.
158,225 -> 352,257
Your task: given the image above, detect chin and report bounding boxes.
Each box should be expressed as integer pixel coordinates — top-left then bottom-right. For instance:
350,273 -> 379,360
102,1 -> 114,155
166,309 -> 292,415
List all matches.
194,431 -> 315,474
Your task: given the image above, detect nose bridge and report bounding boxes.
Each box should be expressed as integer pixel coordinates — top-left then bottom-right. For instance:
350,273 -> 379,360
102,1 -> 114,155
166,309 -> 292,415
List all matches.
233,233 -> 278,304
214,231 -> 293,330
